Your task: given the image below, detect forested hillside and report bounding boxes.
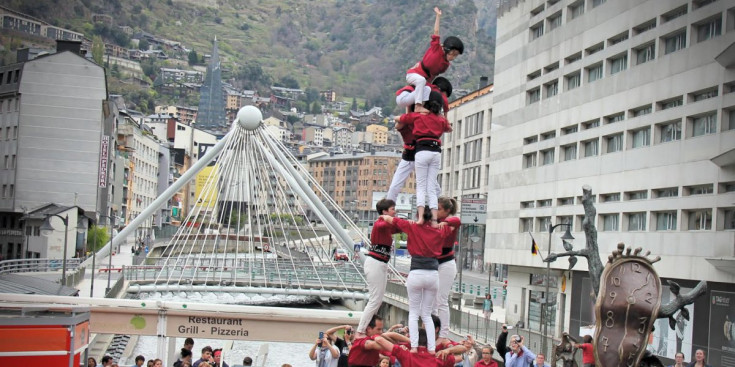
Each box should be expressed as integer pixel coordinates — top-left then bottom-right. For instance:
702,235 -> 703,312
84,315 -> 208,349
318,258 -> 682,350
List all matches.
2,0 -> 496,110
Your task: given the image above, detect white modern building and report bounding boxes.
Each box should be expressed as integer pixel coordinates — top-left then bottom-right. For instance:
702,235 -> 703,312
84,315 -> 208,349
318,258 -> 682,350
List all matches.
488,0 -> 734,363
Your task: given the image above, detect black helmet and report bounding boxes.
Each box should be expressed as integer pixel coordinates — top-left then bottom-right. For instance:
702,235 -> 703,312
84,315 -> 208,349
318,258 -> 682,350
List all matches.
432,77 -> 453,98
443,36 -> 464,55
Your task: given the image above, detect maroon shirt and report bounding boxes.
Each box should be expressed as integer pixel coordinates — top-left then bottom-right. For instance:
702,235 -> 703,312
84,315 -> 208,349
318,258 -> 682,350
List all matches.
392,218 -> 451,258
348,335 -> 380,366
407,35 -> 450,81
399,112 -> 451,141
391,345 -> 455,367
369,218 -> 400,261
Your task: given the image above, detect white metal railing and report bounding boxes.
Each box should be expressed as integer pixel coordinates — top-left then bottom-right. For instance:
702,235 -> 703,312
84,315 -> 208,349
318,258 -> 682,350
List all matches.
0,258 -> 82,274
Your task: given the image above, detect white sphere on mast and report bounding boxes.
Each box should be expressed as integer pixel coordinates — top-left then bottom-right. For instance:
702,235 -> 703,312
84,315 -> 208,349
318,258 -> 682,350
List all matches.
236,105 -> 263,131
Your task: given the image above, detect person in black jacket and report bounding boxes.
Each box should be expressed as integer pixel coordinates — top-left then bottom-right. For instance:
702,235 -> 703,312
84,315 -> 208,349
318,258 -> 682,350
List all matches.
496,324 -> 509,364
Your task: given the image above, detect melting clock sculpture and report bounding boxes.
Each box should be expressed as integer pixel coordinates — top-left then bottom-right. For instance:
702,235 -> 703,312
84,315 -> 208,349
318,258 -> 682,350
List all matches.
546,185 -> 707,367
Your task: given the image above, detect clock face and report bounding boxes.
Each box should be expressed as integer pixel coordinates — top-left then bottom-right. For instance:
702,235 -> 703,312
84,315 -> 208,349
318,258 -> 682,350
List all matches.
594,258 -> 662,367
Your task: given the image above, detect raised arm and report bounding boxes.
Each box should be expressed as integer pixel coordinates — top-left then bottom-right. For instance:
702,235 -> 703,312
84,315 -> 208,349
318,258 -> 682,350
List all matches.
325,324 -> 350,336
434,7 -> 442,36
373,335 -> 395,351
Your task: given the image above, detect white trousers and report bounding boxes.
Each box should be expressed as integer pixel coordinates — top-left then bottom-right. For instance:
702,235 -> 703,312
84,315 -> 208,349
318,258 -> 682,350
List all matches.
357,256 -> 388,333
387,159 -> 414,201
433,259 -> 457,338
396,86 -> 433,108
407,269 -> 438,352
415,150 -> 441,209
406,73 -> 428,105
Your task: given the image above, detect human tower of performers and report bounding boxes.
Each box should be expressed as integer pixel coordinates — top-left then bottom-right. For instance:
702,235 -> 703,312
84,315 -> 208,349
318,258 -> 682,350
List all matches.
333,7 -> 528,367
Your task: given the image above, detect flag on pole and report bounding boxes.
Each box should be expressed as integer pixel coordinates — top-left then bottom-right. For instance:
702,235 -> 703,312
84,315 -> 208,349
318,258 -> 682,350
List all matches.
530,232 -> 539,255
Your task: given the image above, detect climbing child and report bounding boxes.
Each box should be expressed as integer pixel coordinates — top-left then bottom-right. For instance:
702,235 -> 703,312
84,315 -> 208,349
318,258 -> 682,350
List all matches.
395,91 -> 451,225
395,76 -> 453,116
406,7 -> 464,110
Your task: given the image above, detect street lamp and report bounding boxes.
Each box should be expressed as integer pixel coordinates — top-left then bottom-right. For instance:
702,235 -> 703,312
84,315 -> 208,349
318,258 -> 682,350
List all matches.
40,214 -> 70,286
542,222 -> 574,357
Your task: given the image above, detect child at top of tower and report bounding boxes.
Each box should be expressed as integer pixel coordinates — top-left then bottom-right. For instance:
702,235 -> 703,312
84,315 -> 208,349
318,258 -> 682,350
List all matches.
406,7 -> 464,109
395,91 -> 452,225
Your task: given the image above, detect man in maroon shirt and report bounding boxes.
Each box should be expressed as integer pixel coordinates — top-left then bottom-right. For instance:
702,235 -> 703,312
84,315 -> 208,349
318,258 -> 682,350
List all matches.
348,315 -> 384,367
356,199 -> 400,337
374,328 -> 458,367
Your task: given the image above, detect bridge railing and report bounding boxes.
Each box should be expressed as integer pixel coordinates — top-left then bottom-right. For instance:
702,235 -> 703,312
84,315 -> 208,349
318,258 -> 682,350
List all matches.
124,259 -> 367,290
0,258 -> 82,274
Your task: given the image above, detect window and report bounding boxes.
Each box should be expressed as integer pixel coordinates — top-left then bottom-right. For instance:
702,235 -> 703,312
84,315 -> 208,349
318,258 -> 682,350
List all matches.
524,152 -> 537,168
606,113 -> 624,124
691,113 -> 717,137
463,139 -> 482,163
528,88 -> 541,104
531,22 -> 545,40
565,52 -> 582,64
606,134 -> 623,153
609,54 -> 627,75
538,199 -> 553,207
545,80 -> 559,98
601,193 -> 620,202
630,105 -> 652,117
537,217 -> 552,232
524,135 -> 539,145
591,0 -> 606,7
462,166 -> 481,189
587,63 -> 603,82
727,109 -> 735,131
693,0 -> 716,8
562,124 -> 578,135
528,70 -> 542,81
697,17 -> 722,42
663,30 -> 687,54
630,128 -> 650,148
685,184 -> 713,196
531,4 -> 545,16
654,187 -> 678,198
582,119 -> 600,130
690,87 -> 718,102
723,208 -> 735,230
583,139 -> 599,157
541,149 -> 555,165
608,31 -> 629,46
558,197 -> 574,206
465,111 -> 484,137
662,5 -> 688,22
562,144 -> 577,161
602,214 -> 619,231
655,212 -> 677,230
687,209 -> 712,230
541,130 -> 556,140
548,12 -> 562,31
544,62 -> 560,73
585,42 -> 604,56
565,71 -> 581,90
658,97 -> 683,110
520,218 -> 533,232
569,0 -> 584,19
626,191 -> 648,200
634,19 -> 656,35
635,43 -> 655,65
627,212 -> 647,231
521,201 -> 535,208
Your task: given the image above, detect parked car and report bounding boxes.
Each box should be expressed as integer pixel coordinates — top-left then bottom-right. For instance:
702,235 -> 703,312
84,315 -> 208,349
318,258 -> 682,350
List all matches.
334,248 -> 348,261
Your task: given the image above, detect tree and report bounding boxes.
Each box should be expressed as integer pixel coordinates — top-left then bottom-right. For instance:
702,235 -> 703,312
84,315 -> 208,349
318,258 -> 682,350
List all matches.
86,225 -> 110,253
351,97 -> 357,111
91,36 -> 104,65
138,39 -> 149,51
276,76 -> 300,89
188,50 -> 198,66
311,101 -> 321,114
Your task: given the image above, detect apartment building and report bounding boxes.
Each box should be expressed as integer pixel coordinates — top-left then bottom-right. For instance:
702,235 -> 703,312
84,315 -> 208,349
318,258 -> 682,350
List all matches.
489,0 -> 734,363
308,151 -> 415,223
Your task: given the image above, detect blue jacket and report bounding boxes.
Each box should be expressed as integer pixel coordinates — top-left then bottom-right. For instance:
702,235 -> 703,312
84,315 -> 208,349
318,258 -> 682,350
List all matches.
505,346 -> 536,367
